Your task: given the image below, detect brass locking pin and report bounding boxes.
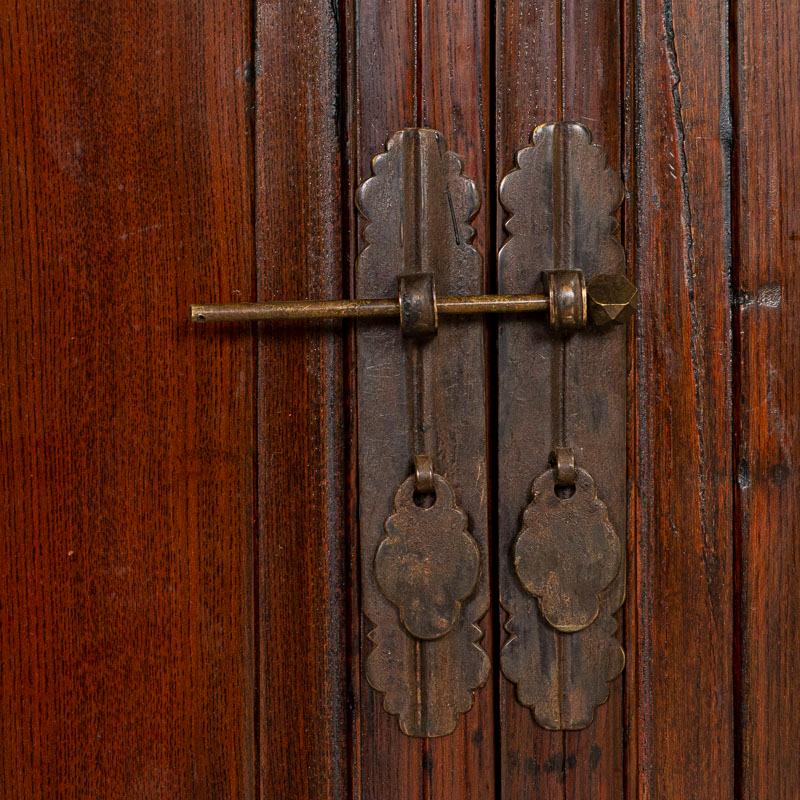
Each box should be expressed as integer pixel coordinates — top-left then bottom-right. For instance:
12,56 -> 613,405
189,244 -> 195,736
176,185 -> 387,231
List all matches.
191,269 -> 636,332
190,293 -> 549,323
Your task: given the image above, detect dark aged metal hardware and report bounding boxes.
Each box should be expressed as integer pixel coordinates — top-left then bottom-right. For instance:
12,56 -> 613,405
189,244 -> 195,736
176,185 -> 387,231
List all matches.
552,445 -> 578,487
543,269 -> 586,330
190,294 -> 547,322
398,272 -> 439,336
498,121 -> 630,730
190,121 -> 635,736
513,468 -> 621,634
501,593 -> 626,731
375,475 -> 480,642
586,272 -> 638,326
190,276 -> 631,327
355,128 -> 490,738
413,453 -> 435,494
370,472 -> 489,735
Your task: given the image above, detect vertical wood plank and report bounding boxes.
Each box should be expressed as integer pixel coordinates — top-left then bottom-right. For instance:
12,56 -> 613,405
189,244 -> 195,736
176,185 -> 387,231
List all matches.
629,0 -> 735,796
254,1 -> 349,798
561,3 -> 625,797
496,0 -> 624,796
734,2 -> 800,797
495,3 -> 562,794
0,1 -> 255,797
351,4 -> 420,797
420,1 -> 494,797
353,0 -> 494,797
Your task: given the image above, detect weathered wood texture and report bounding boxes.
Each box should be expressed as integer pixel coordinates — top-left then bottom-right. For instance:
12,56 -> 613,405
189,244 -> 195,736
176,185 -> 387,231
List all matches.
350,5 -> 418,796
3,0 -> 799,797
734,2 -> 800,797
254,1 -> 349,798
628,0 -> 735,797
495,1 -> 624,797
0,1 -> 256,797
352,0 -> 494,797
495,5 -> 561,795
420,1 -> 495,797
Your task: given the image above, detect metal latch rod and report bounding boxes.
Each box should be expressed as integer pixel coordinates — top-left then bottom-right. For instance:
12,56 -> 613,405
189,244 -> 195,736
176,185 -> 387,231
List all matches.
190,293 -> 548,323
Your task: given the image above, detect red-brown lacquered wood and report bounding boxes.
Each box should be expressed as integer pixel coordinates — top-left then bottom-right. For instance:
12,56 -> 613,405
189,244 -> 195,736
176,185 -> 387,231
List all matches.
627,0 -> 735,797
420,2 -> 495,798
495,2 -> 562,794
734,2 -> 800,797
0,2 -> 256,798
254,2 -> 350,799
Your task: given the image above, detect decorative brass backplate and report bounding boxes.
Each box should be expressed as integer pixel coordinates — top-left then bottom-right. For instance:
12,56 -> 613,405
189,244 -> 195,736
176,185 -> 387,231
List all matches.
190,121 -> 632,737
375,475 -> 480,642
498,122 -> 628,730
513,468 -> 621,634
355,129 -> 490,737
370,473 -> 489,735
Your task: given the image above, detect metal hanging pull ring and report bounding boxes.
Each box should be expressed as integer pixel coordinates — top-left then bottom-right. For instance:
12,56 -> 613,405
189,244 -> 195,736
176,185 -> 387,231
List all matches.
413,454 -> 436,495
552,447 -> 578,487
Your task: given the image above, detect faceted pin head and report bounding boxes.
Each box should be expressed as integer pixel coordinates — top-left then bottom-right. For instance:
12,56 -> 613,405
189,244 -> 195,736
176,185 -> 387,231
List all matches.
586,273 -> 638,327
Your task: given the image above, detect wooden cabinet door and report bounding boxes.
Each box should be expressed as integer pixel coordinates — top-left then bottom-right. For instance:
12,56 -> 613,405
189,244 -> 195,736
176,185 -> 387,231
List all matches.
1,1 -> 797,798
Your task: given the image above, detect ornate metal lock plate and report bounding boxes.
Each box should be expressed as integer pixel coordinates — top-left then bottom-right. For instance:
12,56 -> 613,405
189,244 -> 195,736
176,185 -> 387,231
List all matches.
190,121 -> 634,737
355,129 -> 491,737
498,122 -> 629,730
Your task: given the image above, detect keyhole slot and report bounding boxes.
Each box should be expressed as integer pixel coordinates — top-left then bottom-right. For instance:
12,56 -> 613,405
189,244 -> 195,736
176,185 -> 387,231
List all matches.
554,483 -> 577,500
413,489 -> 437,508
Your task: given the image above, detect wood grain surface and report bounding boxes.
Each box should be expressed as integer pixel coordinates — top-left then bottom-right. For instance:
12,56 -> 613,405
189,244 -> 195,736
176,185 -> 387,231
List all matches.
254,1 -> 349,798
495,1 -> 625,797
0,1 -> 256,797
628,0 -> 736,796
349,4 -> 420,797
420,1 -> 495,796
2,0 -> 799,797
352,0 -> 494,797
734,1 -> 800,797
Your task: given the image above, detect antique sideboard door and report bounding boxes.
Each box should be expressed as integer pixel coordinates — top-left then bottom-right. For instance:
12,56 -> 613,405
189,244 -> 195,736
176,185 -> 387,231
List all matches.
1,0 -> 797,799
